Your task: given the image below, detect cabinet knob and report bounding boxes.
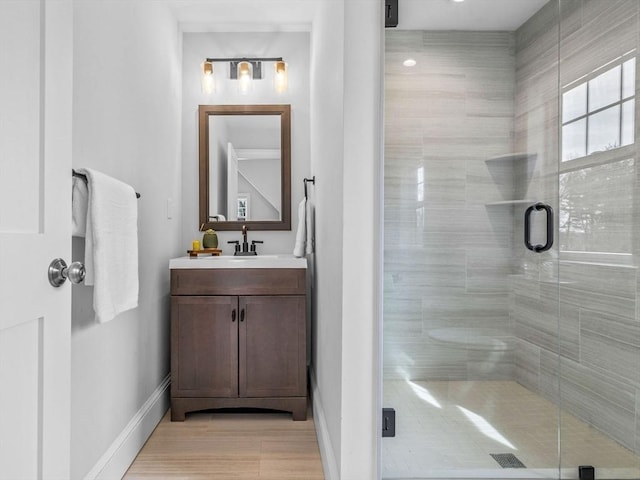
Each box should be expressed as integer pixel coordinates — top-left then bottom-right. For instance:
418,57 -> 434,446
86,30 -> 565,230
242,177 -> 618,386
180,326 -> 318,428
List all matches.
240,309 -> 245,322
232,309 -> 236,322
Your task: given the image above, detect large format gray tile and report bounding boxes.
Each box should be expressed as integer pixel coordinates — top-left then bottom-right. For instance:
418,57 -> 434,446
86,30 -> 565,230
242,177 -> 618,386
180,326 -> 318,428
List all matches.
580,309 -> 640,386
559,355 -> 638,452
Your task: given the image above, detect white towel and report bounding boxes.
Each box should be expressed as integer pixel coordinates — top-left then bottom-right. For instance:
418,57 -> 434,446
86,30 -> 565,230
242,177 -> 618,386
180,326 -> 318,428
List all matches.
293,198 -> 306,258
72,176 -> 88,237
76,167 -> 139,323
305,199 -> 314,255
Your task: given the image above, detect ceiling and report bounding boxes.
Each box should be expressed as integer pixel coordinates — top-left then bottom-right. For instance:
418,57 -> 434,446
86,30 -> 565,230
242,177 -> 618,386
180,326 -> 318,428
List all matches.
395,0 -> 549,31
169,0 -> 318,32
170,0 -> 549,32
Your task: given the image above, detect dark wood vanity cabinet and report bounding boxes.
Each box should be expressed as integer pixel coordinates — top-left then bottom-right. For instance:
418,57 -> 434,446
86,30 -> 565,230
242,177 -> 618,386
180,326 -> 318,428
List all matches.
171,296 -> 238,399
170,268 -> 307,421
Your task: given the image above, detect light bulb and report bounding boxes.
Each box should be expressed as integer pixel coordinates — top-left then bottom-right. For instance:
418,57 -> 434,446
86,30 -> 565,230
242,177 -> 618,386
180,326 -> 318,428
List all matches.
238,61 -> 252,94
201,61 -> 214,94
274,61 -> 287,93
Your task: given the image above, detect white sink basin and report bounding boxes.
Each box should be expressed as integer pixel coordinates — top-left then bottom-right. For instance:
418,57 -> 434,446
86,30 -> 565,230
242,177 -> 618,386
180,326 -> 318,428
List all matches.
170,254 -> 307,269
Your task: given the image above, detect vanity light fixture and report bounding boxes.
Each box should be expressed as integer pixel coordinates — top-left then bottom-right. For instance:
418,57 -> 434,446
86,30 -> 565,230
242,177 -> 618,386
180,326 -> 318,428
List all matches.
202,57 -> 288,94
201,61 -> 215,94
237,61 -> 253,94
274,60 -> 288,93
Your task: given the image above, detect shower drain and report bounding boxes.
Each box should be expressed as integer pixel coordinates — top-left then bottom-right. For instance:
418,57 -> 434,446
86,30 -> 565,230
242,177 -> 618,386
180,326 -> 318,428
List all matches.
490,453 -> 526,468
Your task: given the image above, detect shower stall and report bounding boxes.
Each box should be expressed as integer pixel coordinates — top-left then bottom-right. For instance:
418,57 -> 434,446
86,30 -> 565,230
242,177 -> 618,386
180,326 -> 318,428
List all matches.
382,1 -> 640,478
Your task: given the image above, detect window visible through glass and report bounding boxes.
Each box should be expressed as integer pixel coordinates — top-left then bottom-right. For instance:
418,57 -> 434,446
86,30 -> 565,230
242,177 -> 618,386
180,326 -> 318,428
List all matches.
623,57 -> 636,98
588,65 -> 621,111
559,54 -> 636,256
562,119 -> 586,161
588,105 -> 620,154
561,55 -> 636,161
622,99 -> 635,145
562,83 -> 586,123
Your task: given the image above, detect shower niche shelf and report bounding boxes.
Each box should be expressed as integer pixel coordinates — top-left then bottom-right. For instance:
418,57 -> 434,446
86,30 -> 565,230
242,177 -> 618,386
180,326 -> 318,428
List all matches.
485,199 -> 535,207
484,152 -> 536,165
484,152 -> 537,206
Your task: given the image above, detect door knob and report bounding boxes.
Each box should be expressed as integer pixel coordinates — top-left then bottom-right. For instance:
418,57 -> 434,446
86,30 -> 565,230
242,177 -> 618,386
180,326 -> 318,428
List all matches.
48,258 -> 86,287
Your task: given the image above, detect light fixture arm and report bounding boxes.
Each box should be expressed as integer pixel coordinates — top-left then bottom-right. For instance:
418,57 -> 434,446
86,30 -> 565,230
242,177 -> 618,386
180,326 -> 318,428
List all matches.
202,56 -> 287,91
205,57 -> 283,63
205,57 -> 284,80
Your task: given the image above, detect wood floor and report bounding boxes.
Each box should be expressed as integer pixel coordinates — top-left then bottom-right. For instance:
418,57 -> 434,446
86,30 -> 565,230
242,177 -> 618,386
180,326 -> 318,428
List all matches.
124,407 -> 325,479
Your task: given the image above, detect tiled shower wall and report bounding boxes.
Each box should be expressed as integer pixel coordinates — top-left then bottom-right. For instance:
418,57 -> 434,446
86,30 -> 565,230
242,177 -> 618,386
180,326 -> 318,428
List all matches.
384,31 -> 517,380
384,0 -> 640,456
512,0 -> 640,455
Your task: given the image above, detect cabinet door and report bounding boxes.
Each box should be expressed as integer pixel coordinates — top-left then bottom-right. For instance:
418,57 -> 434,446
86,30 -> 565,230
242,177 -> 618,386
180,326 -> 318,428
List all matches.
239,296 -> 306,397
171,296 -> 238,398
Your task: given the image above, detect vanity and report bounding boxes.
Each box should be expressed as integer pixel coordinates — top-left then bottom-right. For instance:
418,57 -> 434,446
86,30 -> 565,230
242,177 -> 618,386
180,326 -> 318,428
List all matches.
169,255 -> 307,421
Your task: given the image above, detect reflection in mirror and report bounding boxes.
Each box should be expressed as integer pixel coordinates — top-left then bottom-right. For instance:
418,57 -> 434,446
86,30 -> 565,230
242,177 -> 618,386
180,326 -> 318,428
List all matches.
209,115 -> 281,221
199,104 -> 291,231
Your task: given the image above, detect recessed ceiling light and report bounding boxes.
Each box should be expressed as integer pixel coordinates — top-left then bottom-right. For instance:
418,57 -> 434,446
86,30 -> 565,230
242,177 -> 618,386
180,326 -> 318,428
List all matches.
453,0 -> 465,3
403,58 -> 417,67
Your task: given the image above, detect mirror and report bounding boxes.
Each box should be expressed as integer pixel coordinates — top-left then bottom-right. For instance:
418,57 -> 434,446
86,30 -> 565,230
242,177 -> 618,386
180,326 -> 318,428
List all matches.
199,104 -> 291,231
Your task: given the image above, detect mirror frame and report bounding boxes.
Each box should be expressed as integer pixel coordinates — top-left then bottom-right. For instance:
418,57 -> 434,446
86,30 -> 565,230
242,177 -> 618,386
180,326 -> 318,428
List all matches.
198,104 -> 291,231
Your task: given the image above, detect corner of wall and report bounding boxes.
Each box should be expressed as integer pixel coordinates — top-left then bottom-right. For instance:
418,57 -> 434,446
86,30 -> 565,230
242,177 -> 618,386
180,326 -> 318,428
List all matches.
339,0 -> 383,477
310,369 -> 340,480
84,376 -> 170,480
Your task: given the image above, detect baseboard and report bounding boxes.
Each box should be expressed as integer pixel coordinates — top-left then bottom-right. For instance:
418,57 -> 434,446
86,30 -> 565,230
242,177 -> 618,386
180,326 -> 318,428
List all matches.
83,374 -> 171,480
310,369 -> 340,480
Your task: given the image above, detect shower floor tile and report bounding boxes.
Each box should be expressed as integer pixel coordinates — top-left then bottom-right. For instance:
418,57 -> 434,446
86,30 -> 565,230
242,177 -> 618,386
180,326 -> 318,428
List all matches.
382,380 -> 639,479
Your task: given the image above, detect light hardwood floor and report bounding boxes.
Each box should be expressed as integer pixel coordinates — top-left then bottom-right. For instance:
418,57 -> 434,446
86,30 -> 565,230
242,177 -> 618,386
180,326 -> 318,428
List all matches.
124,407 -> 325,479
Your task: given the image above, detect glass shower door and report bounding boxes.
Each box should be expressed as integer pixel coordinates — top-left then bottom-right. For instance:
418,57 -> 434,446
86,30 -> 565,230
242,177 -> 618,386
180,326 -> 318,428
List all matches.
382,1 -> 563,477
557,1 -> 640,478
383,1 -> 640,478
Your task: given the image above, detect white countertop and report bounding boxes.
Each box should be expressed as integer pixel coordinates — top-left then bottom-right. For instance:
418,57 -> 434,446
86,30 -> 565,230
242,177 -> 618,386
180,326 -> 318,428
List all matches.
170,254 -> 307,269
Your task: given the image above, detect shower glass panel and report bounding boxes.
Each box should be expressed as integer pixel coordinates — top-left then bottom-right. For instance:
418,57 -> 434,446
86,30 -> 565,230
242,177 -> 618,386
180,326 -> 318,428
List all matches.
382,1 -> 561,476
557,1 -> 640,479
382,1 -> 640,479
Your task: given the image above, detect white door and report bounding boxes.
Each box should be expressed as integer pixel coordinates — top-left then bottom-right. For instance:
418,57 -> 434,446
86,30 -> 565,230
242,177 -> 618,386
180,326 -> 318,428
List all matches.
0,0 -> 72,478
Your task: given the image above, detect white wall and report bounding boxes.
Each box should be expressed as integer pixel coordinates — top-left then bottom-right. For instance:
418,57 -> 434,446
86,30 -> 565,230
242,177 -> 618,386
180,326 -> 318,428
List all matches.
309,1 -> 382,478
70,1 -> 182,478
308,0 -> 345,475
340,2 -> 382,477
181,31 -> 310,252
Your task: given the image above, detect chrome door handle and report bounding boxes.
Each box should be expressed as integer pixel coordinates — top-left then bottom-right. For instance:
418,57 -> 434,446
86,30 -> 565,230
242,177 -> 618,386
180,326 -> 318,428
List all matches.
48,258 -> 86,287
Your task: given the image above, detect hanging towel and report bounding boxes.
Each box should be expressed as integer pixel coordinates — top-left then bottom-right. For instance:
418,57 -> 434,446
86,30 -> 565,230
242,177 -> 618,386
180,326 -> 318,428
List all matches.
72,175 -> 88,237
76,167 -> 139,323
293,198 -> 306,258
305,199 -> 314,255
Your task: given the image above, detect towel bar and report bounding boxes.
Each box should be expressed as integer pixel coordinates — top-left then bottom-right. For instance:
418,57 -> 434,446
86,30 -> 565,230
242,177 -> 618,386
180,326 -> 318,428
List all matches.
73,170 -> 141,198
303,176 -> 315,199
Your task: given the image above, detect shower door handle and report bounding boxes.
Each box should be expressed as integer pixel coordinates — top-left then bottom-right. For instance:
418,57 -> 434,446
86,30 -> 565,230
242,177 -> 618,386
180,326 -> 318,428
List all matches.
524,203 -> 554,253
